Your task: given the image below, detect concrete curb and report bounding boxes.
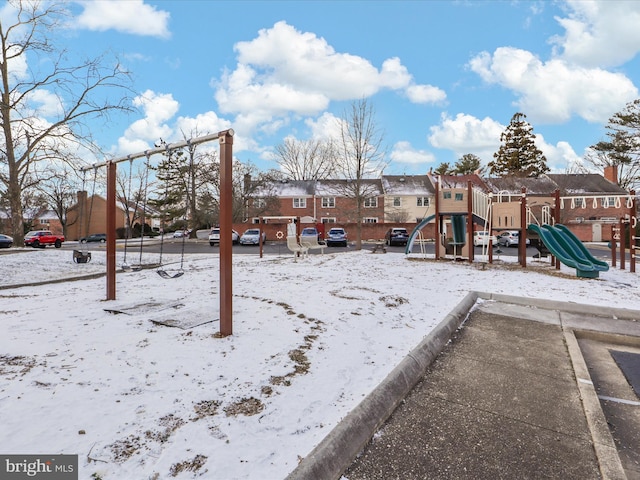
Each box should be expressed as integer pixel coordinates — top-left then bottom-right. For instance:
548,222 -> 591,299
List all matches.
286,291 -> 479,480
287,292 -> 640,480
563,329 -> 627,480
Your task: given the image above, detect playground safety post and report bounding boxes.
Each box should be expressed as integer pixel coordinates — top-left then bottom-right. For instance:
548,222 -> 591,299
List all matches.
611,225 -> 618,268
520,187 -> 527,268
467,181 -> 474,264
619,218 -> 626,271
630,190 -> 636,273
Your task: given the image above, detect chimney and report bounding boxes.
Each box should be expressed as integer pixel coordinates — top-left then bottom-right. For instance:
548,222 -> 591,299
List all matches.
604,165 -> 618,184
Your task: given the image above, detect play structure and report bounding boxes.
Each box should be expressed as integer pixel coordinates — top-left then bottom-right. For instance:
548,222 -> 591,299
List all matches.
405,180 -> 637,279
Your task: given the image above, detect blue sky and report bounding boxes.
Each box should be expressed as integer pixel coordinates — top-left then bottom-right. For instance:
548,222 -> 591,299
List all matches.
7,0 -> 640,175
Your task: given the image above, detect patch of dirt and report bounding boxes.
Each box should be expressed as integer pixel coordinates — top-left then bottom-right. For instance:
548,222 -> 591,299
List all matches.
145,414 -> 185,443
289,348 -> 310,375
110,435 -> 142,463
0,354 -> 38,378
169,454 -> 207,477
224,397 -> 265,417
192,400 -> 221,421
379,295 -> 409,307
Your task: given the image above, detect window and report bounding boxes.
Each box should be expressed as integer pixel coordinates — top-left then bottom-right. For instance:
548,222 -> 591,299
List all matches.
364,197 -> 378,208
252,217 -> 260,224
253,198 -> 266,208
417,197 -> 430,207
321,197 -> 335,208
443,191 -> 452,199
601,197 -> 616,207
362,217 -> 378,223
321,217 -> 336,223
574,198 -> 584,208
393,197 -> 401,207
455,193 -> 464,201
293,198 -> 307,208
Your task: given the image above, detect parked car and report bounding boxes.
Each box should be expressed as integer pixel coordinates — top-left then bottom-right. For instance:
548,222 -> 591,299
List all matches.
496,230 -> 530,247
80,233 -> 107,243
239,228 -> 267,245
473,231 -> 496,247
300,227 -> 323,242
326,227 -> 348,247
385,227 -> 409,246
209,228 -> 240,246
173,230 -> 190,238
0,234 -> 13,248
24,230 -> 65,248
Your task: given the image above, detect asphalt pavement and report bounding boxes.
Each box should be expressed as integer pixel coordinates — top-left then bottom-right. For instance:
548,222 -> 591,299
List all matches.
287,293 -> 640,480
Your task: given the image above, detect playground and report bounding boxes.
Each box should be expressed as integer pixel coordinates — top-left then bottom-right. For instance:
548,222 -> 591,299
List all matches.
1,245 -> 639,479
405,180 -> 637,279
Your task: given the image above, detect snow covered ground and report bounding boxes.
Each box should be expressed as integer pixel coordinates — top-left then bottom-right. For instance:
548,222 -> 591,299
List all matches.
1,246 -> 638,479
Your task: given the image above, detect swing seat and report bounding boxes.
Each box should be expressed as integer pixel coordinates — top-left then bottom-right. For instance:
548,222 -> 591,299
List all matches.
122,263 -> 143,272
157,269 -> 184,279
73,250 -> 92,263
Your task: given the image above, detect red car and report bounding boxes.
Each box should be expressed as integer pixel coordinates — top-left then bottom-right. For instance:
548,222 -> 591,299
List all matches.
24,230 -> 65,248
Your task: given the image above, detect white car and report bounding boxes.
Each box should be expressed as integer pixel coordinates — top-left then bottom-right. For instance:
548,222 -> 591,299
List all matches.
209,228 -> 240,246
239,228 -> 267,245
496,230 -> 530,247
473,231 -> 496,247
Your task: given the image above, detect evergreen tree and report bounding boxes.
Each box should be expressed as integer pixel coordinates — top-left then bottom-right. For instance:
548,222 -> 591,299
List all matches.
149,141 -> 189,230
453,154 -> 483,175
587,98 -> 640,190
433,162 -> 452,175
488,113 -> 549,177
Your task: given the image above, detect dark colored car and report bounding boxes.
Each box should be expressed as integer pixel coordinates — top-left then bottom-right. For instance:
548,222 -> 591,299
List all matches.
385,227 -> 409,246
0,234 -> 13,248
326,227 -> 348,247
80,233 -> 107,243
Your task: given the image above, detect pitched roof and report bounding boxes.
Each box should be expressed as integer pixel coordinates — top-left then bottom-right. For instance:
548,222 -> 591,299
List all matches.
435,174 -> 488,191
483,176 -> 559,195
382,175 -> 435,195
545,174 -> 627,195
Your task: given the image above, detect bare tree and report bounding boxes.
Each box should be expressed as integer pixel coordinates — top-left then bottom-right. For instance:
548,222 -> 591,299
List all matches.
0,0 -> 132,244
274,137 -> 336,180
36,166 -> 82,237
333,98 -> 387,249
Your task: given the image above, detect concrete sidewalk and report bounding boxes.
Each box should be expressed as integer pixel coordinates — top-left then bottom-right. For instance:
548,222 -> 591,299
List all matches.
288,293 -> 640,480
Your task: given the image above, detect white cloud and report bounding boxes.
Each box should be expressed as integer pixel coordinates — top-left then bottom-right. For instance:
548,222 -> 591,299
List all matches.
405,84 -> 447,105
27,89 -> 65,118
468,47 -> 637,124
214,21 -> 444,136
305,112 -> 342,142
75,0 -> 171,38
551,0 -> 640,68
116,90 -> 179,153
390,141 -> 436,166
532,135 -> 581,173
428,113 -> 504,163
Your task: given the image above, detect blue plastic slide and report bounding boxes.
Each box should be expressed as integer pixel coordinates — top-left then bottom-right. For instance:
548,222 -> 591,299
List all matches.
527,224 -> 608,278
405,214 -> 436,254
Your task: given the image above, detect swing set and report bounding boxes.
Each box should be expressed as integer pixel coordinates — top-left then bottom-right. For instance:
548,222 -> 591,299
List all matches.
79,129 -> 236,336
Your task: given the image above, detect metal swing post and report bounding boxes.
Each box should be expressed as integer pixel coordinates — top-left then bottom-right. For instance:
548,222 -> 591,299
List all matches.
219,129 -> 234,337
106,160 -> 117,300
